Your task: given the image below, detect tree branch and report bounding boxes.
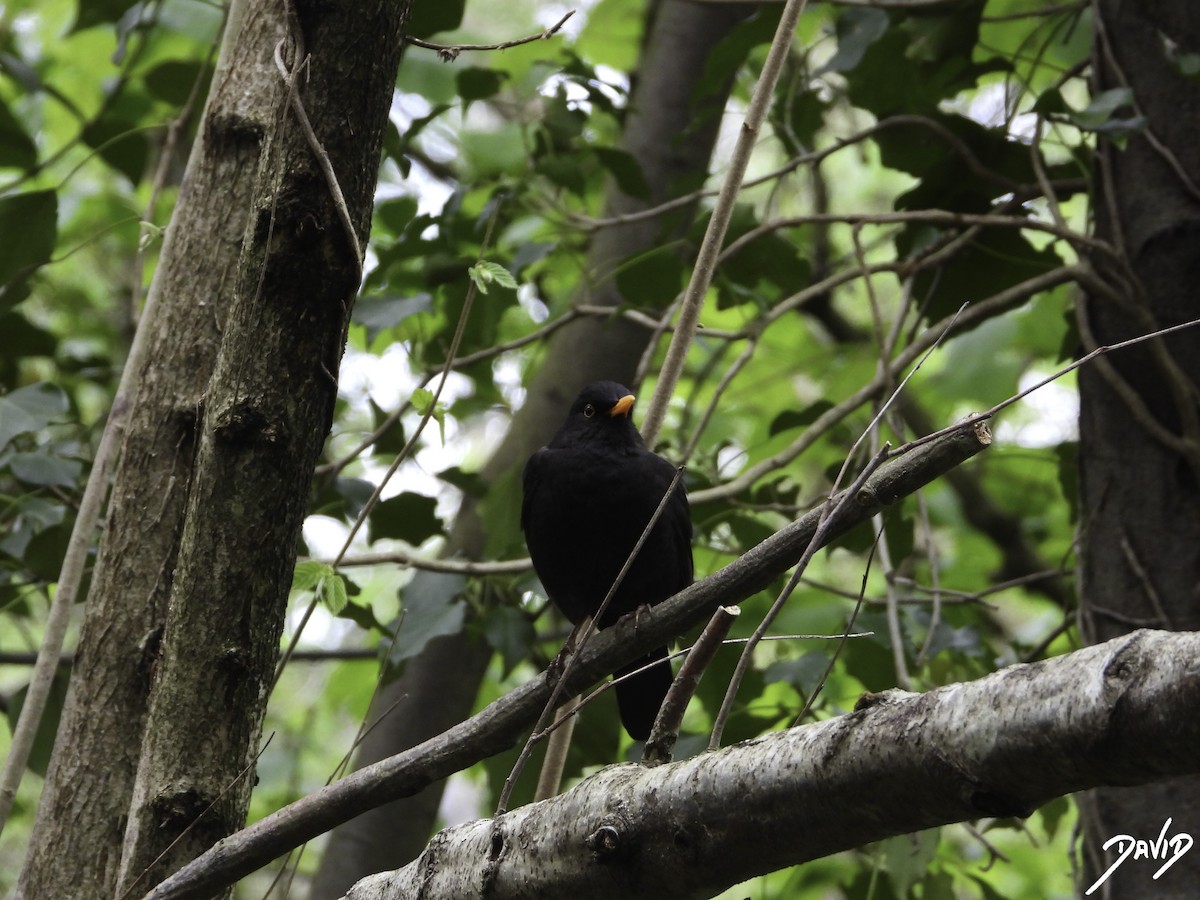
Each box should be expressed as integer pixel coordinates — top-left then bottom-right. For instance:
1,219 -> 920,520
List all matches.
342,629 -> 1200,899
140,422 -> 992,899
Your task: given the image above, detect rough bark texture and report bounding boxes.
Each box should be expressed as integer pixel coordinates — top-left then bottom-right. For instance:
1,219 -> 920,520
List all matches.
16,4 -> 277,897
343,630 -> 1200,900
1077,2 -> 1200,897
310,2 -> 754,895
100,0 -> 410,894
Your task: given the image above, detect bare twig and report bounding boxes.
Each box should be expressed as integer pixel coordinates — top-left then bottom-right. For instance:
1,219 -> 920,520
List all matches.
893,313 -> 1200,459
273,37 -> 362,270
639,0 -> 813,447
313,550 -> 531,576
709,447 -> 892,748
643,606 -> 739,766
793,526 -> 884,726
690,265 -> 1083,505
405,11 -> 575,62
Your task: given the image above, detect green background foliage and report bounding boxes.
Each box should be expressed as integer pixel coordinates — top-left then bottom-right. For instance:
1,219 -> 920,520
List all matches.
0,0 -> 1107,895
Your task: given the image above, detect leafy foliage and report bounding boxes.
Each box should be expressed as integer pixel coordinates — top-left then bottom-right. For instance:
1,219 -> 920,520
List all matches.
0,0 -> 1109,896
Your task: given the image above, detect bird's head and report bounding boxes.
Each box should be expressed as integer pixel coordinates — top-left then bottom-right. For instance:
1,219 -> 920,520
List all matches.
551,381 -> 643,449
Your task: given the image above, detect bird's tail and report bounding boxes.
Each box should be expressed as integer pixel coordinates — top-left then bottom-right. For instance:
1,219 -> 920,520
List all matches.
613,645 -> 673,741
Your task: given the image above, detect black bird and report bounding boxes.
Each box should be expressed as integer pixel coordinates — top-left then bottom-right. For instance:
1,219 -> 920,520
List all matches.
522,381 -> 693,740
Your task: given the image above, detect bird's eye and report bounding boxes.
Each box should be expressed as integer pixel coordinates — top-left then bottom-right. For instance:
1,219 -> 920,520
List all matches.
583,403 -> 596,418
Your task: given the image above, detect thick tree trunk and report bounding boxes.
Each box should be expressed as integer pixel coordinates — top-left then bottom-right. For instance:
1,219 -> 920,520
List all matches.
310,2 -> 753,895
1077,2 -> 1200,896
17,1 -> 409,897
17,3 -> 276,897
110,1 -> 410,892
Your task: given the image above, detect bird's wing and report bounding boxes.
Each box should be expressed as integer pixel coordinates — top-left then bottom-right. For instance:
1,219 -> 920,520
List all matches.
519,448 -> 548,534
644,451 -> 694,587
669,473 -> 695,585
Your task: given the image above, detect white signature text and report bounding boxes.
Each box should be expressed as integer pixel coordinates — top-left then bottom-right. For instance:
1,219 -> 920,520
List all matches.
1085,818 -> 1193,895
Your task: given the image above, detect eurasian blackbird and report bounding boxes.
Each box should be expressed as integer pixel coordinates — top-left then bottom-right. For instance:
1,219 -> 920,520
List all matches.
521,381 -> 693,740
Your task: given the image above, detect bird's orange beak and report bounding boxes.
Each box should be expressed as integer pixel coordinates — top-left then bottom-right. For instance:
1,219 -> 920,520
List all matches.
608,394 -> 635,418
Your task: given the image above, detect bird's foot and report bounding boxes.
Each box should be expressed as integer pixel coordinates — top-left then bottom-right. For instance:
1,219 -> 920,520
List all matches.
548,617 -> 593,682
617,603 -> 652,631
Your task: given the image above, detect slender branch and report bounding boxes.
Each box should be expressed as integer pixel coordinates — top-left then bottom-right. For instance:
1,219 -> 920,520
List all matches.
639,0 -> 812,447
404,11 -> 575,62
690,264 -> 1083,505
140,424 -> 992,900
892,313 -> 1200,459
709,446 -> 892,748
313,550 -> 531,576
273,24 -> 362,271
643,606 -> 739,766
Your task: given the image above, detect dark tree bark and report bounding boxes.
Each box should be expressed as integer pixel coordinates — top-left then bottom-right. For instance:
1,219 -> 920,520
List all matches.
111,1 -> 411,891
1078,2 -> 1200,896
310,2 -> 754,894
17,4 -> 279,896
19,0 -> 411,896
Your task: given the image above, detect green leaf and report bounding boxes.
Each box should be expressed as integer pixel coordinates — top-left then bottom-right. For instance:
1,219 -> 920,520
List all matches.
437,465 -> 487,498
81,112 -> 149,185
411,388 -> 435,415
769,400 -> 834,436
292,560 -> 332,592
615,250 -> 684,307
8,453 -> 83,488
1166,46 -> 1200,79
354,292 -> 433,342
841,8 -> 1005,118
318,573 -> 348,616
879,829 -> 940,897
0,383 -> 69,449
897,225 -> 1063,323
482,605 -> 536,677
1055,441 -> 1079,523
6,667 -> 72,776
468,261 -> 518,294
456,67 -> 506,105
72,0 -> 138,32
0,97 -> 36,170
1069,87 -> 1134,130
336,598 -> 389,634
819,7 -> 890,75
764,651 -> 830,695
143,59 -> 212,106
714,206 -> 810,309
387,571 -> 467,665
695,7 -> 781,103
370,492 -> 441,544
593,147 -> 650,201
408,387 -> 448,443
407,0 -> 465,40
575,0 -> 643,71
0,191 -> 57,296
